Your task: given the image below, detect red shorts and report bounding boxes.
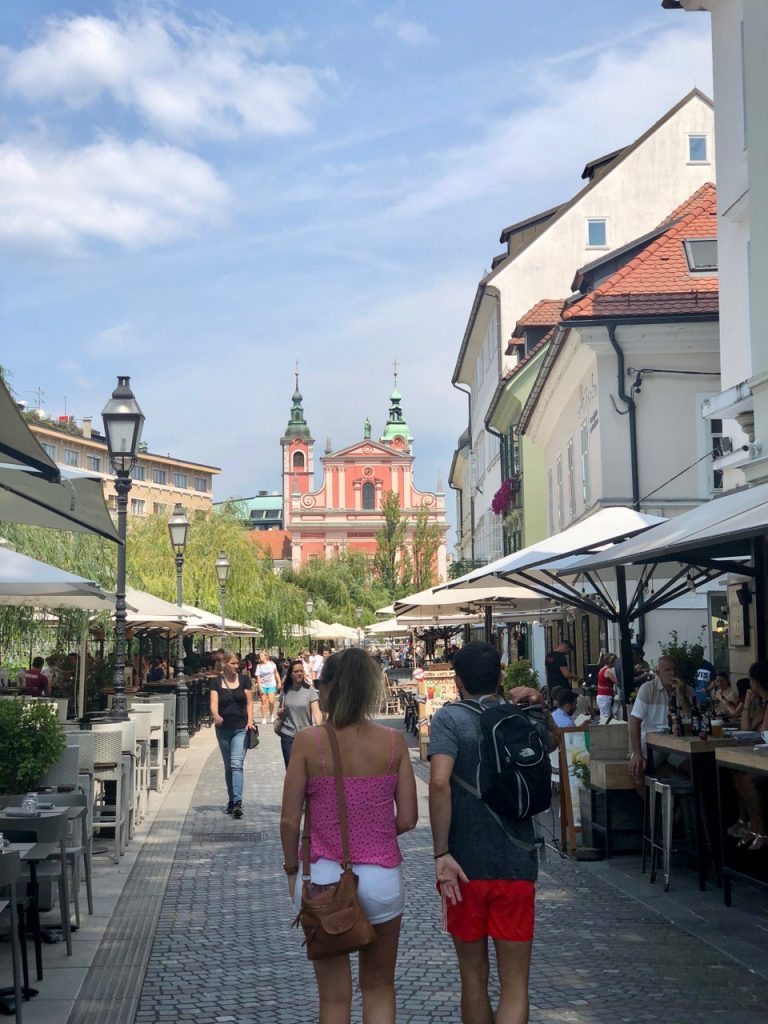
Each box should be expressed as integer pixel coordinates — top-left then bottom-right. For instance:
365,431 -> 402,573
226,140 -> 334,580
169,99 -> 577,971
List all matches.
440,879 -> 535,942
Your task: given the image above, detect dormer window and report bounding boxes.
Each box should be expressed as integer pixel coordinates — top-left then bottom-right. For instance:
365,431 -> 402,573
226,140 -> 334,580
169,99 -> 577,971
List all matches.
688,134 -> 708,163
587,219 -> 607,247
684,238 -> 718,273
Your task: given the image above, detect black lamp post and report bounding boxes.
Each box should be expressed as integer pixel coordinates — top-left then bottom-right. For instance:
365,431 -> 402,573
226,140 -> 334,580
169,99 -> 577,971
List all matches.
102,375 -> 145,720
355,605 -> 363,648
305,596 -> 314,648
215,551 -> 230,645
168,503 -> 190,747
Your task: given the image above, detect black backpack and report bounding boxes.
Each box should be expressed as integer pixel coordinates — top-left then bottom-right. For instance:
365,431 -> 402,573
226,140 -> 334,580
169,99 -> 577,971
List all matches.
454,699 -> 552,820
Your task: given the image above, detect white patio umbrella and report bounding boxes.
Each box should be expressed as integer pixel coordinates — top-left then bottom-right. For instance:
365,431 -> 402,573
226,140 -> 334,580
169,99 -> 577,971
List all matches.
0,545 -> 115,610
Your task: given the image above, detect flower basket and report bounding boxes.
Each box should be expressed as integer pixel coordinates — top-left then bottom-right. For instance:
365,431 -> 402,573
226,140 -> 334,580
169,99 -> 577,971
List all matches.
491,476 -> 521,517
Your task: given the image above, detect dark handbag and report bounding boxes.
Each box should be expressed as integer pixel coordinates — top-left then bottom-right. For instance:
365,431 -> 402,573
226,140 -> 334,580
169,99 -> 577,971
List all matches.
293,725 -> 377,960
246,726 -> 259,749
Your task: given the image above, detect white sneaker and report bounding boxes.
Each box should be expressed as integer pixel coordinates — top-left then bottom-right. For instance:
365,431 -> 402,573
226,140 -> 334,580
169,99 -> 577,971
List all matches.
261,719 -> 267,726
268,715 -> 273,724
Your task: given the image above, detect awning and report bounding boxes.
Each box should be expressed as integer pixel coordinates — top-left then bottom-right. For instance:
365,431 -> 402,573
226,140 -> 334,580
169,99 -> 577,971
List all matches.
394,581 -> 548,619
0,378 -> 59,480
439,507 -> 665,591
0,546 -> 115,610
561,483 -> 768,572
0,464 -> 119,542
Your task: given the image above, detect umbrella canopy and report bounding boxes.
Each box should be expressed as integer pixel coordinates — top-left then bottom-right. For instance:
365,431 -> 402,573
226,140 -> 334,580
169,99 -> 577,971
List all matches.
125,587 -> 192,634
365,617 -> 413,637
0,464 -> 119,543
328,622 -> 359,640
0,545 -> 115,610
290,618 -> 338,639
0,377 -> 59,480
394,582 -> 547,618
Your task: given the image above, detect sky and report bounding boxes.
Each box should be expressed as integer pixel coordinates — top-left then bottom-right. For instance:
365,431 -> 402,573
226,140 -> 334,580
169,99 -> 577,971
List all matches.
0,1 -> 713,541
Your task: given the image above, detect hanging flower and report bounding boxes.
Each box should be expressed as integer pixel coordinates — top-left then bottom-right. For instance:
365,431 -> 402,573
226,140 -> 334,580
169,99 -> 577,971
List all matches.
491,476 -> 521,516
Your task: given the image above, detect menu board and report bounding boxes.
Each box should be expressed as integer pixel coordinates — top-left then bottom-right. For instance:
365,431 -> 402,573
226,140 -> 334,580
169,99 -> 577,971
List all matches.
416,664 -> 458,760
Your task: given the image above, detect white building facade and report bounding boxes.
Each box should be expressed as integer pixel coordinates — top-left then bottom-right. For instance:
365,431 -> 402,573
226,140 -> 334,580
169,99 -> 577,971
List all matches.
450,90 -> 716,564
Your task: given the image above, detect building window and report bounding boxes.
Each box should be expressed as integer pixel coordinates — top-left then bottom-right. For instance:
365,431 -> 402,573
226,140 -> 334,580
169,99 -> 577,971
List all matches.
709,418 -> 724,492
173,472 -> 188,489
133,464 -> 145,480
292,451 -> 305,470
566,437 -> 576,521
130,498 -> 145,514
547,470 -> 554,534
587,219 -> 607,247
500,429 -> 520,481
40,441 -> 56,459
555,454 -> 564,530
63,448 -> 79,467
153,468 -> 167,485
688,134 -> 708,163
153,502 -> 168,515
193,476 -> 208,492
107,495 -> 117,511
683,238 -> 718,273
86,454 -> 102,472
580,420 -> 591,506
362,482 -> 375,510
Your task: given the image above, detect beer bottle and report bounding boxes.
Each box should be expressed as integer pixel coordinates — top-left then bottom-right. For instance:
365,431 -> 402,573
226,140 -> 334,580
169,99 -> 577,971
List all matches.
690,696 -> 702,737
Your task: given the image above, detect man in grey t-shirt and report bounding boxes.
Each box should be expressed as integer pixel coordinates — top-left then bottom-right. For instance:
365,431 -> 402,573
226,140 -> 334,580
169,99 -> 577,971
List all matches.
429,642 -> 558,1024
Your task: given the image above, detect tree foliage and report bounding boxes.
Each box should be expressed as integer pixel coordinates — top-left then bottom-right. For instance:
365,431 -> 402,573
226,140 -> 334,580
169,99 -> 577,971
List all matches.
282,551 -> 389,626
412,503 -> 442,590
374,490 -> 407,599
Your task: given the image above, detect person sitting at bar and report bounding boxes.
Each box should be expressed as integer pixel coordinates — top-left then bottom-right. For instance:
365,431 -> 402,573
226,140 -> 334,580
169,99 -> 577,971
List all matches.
629,655 -> 692,794
730,662 -> 768,851
708,670 -> 733,715
147,658 -> 165,683
552,689 -> 577,729
729,677 -> 751,717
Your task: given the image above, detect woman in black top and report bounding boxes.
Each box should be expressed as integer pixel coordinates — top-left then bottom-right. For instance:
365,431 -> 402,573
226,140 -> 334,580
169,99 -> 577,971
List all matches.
209,651 -> 256,818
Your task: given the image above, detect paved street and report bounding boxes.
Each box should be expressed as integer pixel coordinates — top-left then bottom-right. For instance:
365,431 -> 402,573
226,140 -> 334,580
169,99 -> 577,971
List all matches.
105,722 -> 768,1024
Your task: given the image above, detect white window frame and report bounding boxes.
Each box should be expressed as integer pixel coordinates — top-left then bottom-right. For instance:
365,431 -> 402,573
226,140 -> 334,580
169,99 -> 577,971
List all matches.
63,448 -> 79,468
40,441 -> 56,460
153,468 -> 167,485
580,420 -> 591,506
566,437 -> 577,521
687,133 -> 709,164
130,498 -> 145,515
173,472 -> 188,489
555,454 -> 564,530
547,469 -> 554,534
586,218 -> 607,248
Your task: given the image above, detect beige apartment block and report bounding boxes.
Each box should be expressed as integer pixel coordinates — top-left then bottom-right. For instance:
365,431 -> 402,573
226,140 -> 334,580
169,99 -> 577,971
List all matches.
29,418 -> 220,516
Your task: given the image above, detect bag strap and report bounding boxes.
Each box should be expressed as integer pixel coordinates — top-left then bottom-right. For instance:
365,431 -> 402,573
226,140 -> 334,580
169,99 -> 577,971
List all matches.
300,724 -> 353,882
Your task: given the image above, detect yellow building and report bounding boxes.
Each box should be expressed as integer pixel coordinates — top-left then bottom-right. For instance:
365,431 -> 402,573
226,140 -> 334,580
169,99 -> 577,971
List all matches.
28,417 -> 220,516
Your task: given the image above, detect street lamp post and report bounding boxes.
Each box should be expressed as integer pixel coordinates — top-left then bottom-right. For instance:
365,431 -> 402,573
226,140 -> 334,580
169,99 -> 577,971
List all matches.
355,606 -> 363,648
167,503 -> 190,748
102,376 -> 145,720
215,551 -> 230,645
305,596 -> 314,650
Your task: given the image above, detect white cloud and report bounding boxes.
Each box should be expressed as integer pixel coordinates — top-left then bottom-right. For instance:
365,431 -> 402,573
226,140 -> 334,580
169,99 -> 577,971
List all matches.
375,13 -> 433,47
0,137 -> 228,250
384,23 -> 713,220
2,9 -> 328,140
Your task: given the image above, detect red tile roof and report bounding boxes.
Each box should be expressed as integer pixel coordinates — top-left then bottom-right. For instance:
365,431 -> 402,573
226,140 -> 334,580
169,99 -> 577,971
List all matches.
564,182 -> 718,321
247,530 -> 292,561
510,299 -> 565,337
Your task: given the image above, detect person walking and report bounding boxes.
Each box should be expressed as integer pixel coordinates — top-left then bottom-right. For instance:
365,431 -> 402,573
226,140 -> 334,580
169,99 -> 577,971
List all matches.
428,641 -> 558,1024
209,651 -> 256,818
275,658 -> 323,766
280,647 -> 418,1024
256,649 -> 281,724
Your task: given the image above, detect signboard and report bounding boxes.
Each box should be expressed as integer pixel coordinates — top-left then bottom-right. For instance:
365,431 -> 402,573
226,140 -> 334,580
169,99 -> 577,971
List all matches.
416,664 -> 458,760
557,726 -> 590,852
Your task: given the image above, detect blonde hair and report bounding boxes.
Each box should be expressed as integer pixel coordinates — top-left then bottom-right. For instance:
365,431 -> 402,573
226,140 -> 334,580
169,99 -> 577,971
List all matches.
604,653 -> 617,667
319,648 -> 383,728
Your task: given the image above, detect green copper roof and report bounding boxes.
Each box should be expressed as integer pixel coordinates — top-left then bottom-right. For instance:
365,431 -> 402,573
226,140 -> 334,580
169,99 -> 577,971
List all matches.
380,375 -> 413,443
282,372 -> 311,440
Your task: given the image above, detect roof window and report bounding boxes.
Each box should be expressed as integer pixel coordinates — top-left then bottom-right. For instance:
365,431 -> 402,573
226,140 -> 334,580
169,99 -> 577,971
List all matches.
683,238 -> 718,273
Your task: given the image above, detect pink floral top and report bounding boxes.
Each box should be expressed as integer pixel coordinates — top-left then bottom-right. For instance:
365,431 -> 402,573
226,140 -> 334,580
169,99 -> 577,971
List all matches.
306,727 -> 402,868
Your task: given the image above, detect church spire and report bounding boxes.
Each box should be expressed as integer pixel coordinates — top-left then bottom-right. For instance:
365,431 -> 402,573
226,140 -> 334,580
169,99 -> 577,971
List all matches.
282,362 -> 311,440
380,360 -> 413,446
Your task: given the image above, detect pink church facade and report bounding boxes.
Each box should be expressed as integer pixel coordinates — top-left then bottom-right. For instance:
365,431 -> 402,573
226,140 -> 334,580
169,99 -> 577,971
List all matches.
280,378 -> 448,579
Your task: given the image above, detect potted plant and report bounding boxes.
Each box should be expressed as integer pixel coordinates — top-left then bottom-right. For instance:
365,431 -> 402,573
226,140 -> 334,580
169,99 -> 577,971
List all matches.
491,476 -> 521,517
0,698 -> 66,794
502,659 -> 539,697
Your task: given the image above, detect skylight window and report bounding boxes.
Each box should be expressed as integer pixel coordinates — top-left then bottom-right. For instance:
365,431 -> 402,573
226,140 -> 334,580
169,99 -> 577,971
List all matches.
684,238 -> 718,272
587,219 -> 607,247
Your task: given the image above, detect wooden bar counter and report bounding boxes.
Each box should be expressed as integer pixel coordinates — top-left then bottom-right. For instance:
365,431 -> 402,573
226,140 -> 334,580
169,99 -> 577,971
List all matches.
716,746 -> 768,905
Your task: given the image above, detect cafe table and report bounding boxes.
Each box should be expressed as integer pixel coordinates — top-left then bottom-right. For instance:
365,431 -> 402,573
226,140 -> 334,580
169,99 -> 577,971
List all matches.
646,733 -> 739,890
715,746 -> 768,906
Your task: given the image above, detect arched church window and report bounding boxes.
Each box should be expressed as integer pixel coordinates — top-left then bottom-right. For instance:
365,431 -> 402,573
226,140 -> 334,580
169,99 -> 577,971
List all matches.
293,451 -> 305,470
362,482 -> 375,510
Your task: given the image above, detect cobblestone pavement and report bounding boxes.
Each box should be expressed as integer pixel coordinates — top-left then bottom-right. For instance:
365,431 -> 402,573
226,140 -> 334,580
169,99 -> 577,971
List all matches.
134,725 -> 768,1024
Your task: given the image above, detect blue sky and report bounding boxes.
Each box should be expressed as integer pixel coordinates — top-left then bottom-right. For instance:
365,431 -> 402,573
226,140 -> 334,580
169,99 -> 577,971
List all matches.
0,1 -> 712,539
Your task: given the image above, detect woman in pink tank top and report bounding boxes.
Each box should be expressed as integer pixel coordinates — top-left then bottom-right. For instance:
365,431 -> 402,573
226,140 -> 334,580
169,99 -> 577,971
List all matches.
281,647 -> 418,1024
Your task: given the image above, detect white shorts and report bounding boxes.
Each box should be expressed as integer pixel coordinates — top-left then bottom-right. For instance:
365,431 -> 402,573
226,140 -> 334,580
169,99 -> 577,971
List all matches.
292,857 -> 404,925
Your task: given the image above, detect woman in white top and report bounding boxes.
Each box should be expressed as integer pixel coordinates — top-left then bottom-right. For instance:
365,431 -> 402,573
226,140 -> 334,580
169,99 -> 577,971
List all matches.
256,650 -> 280,724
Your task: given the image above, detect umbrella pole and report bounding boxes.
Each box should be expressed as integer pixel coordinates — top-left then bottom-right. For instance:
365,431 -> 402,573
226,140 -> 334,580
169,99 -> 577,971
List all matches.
77,616 -> 88,719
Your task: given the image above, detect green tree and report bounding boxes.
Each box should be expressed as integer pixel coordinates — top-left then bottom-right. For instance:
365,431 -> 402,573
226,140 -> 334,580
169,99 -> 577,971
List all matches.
282,551 -> 389,625
374,490 -> 407,598
412,503 -> 442,590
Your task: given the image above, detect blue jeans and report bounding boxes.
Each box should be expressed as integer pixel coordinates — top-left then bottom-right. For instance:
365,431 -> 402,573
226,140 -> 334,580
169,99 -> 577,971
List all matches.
216,725 -> 247,803
280,733 -> 294,768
